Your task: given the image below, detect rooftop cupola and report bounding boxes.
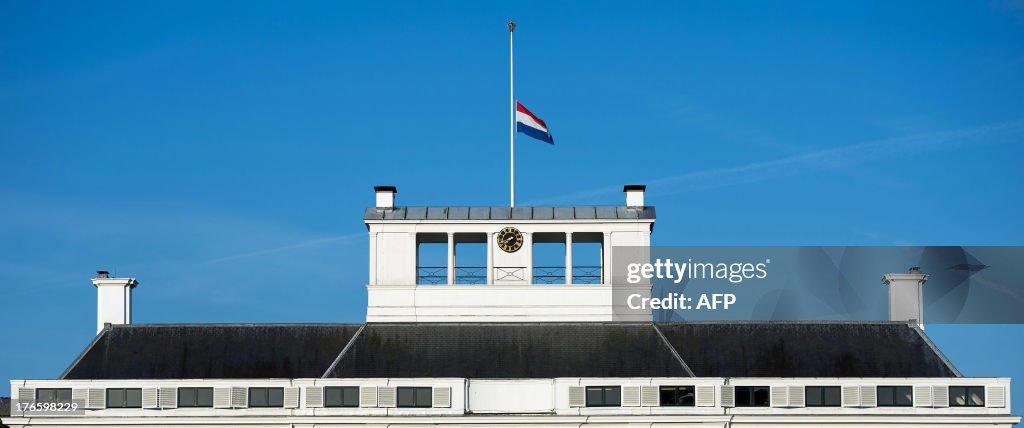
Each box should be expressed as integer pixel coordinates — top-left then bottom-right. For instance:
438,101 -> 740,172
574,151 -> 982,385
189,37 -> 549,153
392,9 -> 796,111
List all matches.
363,185 -> 655,323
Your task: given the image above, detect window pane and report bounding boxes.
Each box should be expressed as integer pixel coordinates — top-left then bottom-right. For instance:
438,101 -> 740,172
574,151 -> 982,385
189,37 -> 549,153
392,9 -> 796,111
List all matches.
250,388 -> 268,407
343,387 -> 359,407
325,387 -> 343,407
36,389 -> 54,403
107,389 -> 124,408
950,386 -> 965,406
878,386 -> 895,406
55,389 -> 72,404
193,388 -> 212,407
179,388 -> 196,407
397,387 -> 415,407
586,387 -> 604,406
415,388 -> 432,407
603,387 -> 621,406
124,389 -> 142,408
805,387 -> 823,407
753,387 -> 769,406
268,388 -> 284,407
823,386 -> 841,406
735,387 -> 752,406
968,387 -> 985,406
679,386 -> 695,406
895,386 -> 913,406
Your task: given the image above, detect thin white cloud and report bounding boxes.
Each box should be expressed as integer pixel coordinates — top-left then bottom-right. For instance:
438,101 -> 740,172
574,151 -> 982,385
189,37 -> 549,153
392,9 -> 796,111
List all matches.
201,233 -> 364,265
528,119 -> 1024,205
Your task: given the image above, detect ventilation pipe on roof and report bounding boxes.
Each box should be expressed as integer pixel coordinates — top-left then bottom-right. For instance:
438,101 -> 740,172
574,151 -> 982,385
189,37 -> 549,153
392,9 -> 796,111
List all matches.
91,271 -> 138,335
882,267 -> 928,330
375,186 -> 397,209
624,185 -> 646,207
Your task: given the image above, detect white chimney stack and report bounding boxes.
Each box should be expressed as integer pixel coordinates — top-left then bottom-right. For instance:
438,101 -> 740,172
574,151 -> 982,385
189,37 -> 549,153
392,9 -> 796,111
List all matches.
624,185 -> 646,207
882,267 -> 928,329
375,186 -> 397,209
91,270 -> 138,334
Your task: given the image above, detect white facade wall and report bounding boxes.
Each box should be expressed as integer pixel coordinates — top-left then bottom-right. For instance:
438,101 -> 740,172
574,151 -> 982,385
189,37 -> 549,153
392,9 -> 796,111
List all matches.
6,377 -> 1017,427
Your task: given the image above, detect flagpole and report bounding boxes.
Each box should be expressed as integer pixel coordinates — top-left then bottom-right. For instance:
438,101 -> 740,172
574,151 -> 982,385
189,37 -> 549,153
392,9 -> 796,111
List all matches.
508,20 -> 516,208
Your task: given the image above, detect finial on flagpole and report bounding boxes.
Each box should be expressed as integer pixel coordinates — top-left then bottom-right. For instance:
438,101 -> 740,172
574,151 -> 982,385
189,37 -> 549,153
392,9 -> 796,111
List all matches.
508,20 -> 516,32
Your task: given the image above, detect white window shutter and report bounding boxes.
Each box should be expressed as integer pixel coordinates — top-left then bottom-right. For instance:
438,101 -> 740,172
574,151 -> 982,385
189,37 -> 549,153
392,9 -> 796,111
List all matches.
72,389 -> 88,407
306,386 -> 324,408
568,386 -> 585,408
720,386 -> 735,408
17,388 -> 35,403
987,386 -> 1006,408
859,385 -> 877,407
213,387 -> 231,408
230,387 -> 248,409
695,385 -> 715,407
87,388 -> 105,409
914,385 -> 932,407
432,386 -> 451,408
842,386 -> 861,407
377,386 -> 396,408
788,386 -> 805,407
931,385 -> 949,408
159,387 -> 177,409
770,386 -> 789,407
620,386 -> 640,407
142,388 -> 159,409
360,386 -> 378,408
640,385 -> 658,407
283,387 -> 299,409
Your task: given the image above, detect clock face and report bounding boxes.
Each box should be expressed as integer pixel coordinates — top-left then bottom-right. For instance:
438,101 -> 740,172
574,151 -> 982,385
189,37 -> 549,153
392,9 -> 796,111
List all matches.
496,226 -> 524,253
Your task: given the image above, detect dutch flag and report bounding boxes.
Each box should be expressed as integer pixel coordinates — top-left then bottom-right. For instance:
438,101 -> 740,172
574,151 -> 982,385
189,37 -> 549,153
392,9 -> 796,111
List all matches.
515,101 -> 554,144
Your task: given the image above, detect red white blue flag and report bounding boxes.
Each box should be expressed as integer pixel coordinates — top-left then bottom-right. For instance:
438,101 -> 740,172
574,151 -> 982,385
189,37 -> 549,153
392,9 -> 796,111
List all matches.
515,101 -> 554,144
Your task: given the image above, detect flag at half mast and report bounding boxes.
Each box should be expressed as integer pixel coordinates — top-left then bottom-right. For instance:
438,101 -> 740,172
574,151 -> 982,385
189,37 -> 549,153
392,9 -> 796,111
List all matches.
515,101 -> 554,144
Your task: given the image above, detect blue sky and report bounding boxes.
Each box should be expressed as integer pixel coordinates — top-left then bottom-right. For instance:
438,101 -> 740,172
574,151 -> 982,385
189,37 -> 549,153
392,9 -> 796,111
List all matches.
1,0 -> 1023,415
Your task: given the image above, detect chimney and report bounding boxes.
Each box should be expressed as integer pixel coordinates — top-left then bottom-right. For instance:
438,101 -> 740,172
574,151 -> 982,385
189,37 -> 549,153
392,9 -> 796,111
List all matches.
882,267 -> 928,329
624,185 -> 646,207
374,186 -> 397,209
91,271 -> 138,334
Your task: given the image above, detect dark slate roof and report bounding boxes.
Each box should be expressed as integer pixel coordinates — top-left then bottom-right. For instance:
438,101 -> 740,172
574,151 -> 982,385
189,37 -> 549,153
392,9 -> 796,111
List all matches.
58,321 -> 959,380
656,321 -> 959,378
61,324 -> 362,379
327,323 -> 687,378
363,206 -> 656,221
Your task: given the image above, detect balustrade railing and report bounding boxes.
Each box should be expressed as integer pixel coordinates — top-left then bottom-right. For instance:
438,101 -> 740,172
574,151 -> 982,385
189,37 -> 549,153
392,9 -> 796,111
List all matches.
417,266 -> 602,285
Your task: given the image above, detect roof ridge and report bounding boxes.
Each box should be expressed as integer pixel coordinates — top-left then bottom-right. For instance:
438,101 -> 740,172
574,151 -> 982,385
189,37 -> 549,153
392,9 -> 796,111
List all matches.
654,320 -> 911,325
322,324 -> 365,378
109,323 -> 365,327
652,323 -> 695,377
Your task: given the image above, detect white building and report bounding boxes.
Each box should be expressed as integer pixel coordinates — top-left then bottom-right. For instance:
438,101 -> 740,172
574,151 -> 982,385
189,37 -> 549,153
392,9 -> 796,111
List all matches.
5,185 -> 1020,427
